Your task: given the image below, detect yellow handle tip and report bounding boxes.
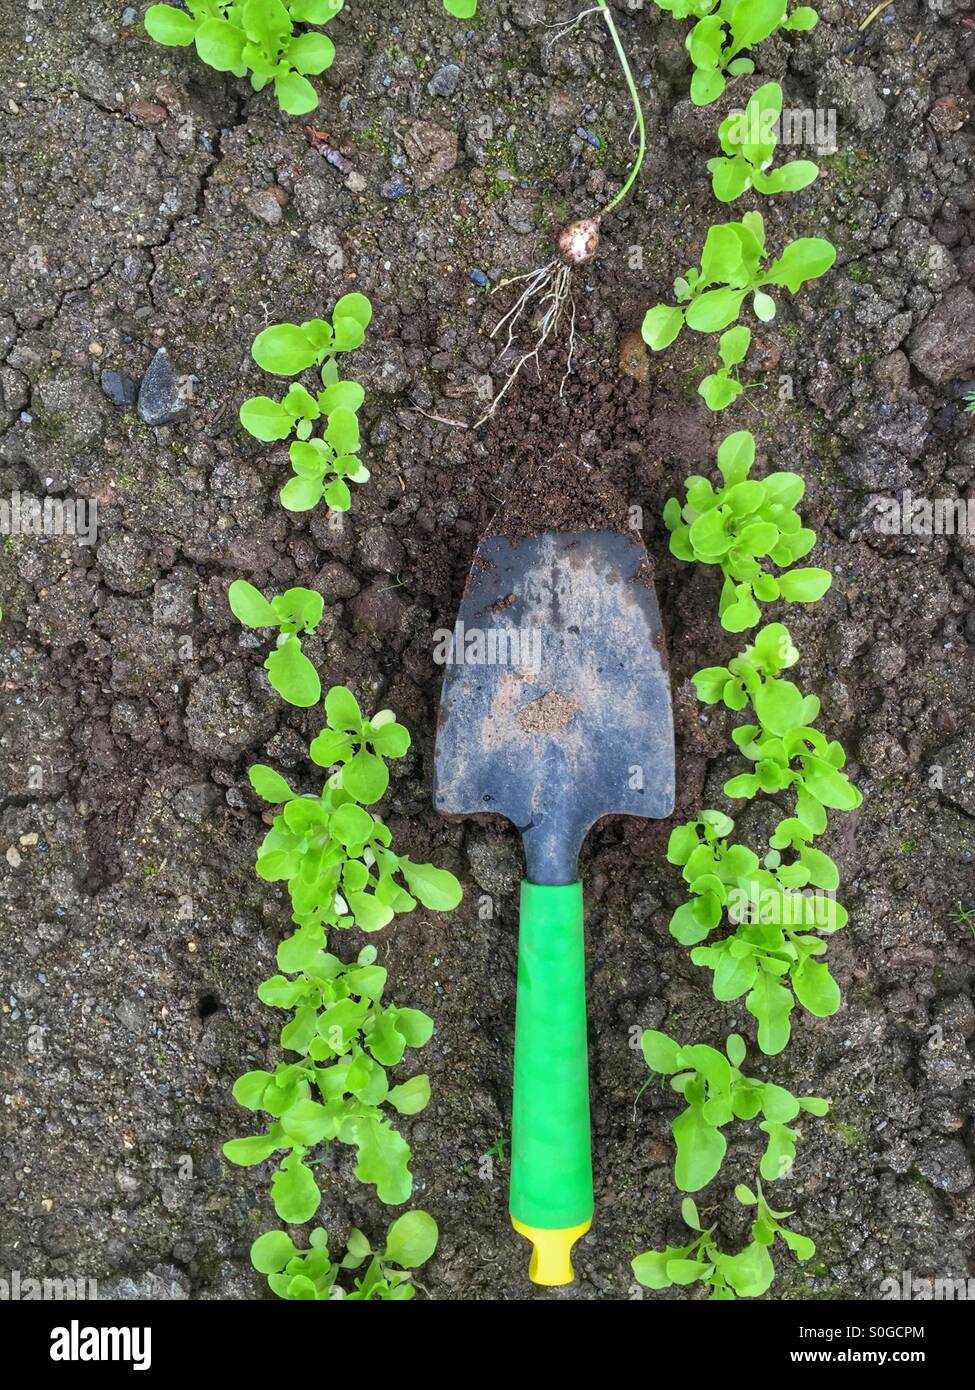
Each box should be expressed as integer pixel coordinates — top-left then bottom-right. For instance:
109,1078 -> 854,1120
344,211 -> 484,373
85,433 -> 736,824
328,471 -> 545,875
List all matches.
511,1218 -> 591,1286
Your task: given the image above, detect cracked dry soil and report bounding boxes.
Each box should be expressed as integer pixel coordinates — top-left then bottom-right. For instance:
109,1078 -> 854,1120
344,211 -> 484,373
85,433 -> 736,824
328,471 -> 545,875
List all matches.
0,0 -> 974,1301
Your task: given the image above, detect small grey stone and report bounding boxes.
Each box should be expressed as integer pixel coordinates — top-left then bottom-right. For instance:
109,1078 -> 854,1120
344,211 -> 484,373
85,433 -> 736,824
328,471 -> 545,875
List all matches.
97,530 -> 159,595
114,995 -> 146,1033
466,829 -> 522,899
137,347 -> 188,427
356,524 -> 406,575
381,173 -> 410,200
428,63 -> 461,97
100,369 -> 137,406
863,641 -> 906,685
153,572 -> 196,628
173,782 -> 223,824
185,666 -> 276,761
245,188 -> 283,225
915,1137 -> 973,1194
907,286 -> 975,386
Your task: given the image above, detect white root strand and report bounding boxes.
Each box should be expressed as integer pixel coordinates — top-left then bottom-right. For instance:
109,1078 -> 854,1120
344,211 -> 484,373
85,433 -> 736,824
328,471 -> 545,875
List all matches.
475,261 -> 580,427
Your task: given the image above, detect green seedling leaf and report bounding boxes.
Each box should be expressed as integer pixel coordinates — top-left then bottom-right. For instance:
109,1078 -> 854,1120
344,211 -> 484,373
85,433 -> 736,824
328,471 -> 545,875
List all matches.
228,579 -> 280,629
144,5 -> 198,45
385,1209 -> 439,1267
642,304 -> 685,350
248,765 -> 296,804
272,1155 -> 322,1224
387,1074 -> 431,1116
265,638 -> 322,708
399,859 -> 463,912
195,18 -> 246,72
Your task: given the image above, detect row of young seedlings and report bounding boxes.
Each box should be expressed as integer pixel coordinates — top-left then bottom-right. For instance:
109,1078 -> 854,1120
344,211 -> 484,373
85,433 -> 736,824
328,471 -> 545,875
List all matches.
144,0 -> 477,116
222,301 -> 464,1300
630,6 -> 854,1299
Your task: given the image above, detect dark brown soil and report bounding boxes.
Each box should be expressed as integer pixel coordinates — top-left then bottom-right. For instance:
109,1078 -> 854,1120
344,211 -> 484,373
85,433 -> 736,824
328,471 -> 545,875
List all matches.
1,0 -> 973,1306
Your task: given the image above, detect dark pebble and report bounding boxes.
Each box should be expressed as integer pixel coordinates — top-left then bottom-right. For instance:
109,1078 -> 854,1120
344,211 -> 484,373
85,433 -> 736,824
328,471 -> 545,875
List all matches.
137,347 -> 188,427
100,368 -> 137,407
469,269 -> 491,287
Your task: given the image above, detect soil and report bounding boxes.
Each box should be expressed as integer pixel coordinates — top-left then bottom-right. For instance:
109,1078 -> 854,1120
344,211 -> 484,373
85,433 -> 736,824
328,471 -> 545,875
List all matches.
487,439 -> 631,538
516,690 -> 579,734
1,0 -> 974,1303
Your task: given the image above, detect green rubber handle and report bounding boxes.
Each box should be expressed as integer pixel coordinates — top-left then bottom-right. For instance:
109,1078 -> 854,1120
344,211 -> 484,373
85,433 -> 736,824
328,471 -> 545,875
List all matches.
509,881 -> 594,1233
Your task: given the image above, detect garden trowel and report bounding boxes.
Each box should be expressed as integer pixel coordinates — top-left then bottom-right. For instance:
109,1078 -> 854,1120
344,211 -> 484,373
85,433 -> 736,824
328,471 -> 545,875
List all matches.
433,453 -> 675,1287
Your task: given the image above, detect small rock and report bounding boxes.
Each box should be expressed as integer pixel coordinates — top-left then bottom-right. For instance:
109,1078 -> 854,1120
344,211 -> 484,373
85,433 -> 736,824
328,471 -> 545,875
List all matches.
114,995 -> 146,1033
466,829 -> 522,899
152,573 -> 196,628
932,734 -> 975,817
316,560 -> 360,599
245,188 -> 284,225
356,524 -> 406,575
173,782 -> 223,824
185,666 -> 276,761
863,641 -> 906,684
5,846 -> 22,869
469,269 -> 490,288
618,329 -> 650,384
137,347 -> 188,427
347,583 -> 406,634
97,531 -> 159,595
128,100 -> 168,125
381,173 -> 410,200
907,286 -> 975,385
915,1137 -> 973,1194
345,171 -> 367,194
100,368 -> 137,407
404,121 -> 458,190
428,63 -> 461,98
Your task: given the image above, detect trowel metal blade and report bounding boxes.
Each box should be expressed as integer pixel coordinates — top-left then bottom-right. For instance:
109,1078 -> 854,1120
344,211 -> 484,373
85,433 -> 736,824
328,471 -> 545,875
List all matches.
433,520 -> 675,884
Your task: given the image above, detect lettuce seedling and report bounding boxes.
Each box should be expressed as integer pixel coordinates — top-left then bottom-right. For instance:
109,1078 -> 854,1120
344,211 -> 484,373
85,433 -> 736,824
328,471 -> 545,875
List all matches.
642,212 -> 835,351
224,943 -> 435,1209
226,718 -> 460,1204
252,686 -> 462,934
227,692 -> 461,1211
228,579 -> 323,707
144,0 -> 343,115
697,325 -> 751,411
641,1030 -> 828,1192
651,0 -> 818,107
632,1188 -> 815,1300
709,83 -> 819,203
664,625 -> 860,1053
692,621 -> 861,821
663,430 -> 830,630
240,294 -> 372,514
250,1210 -> 439,1300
